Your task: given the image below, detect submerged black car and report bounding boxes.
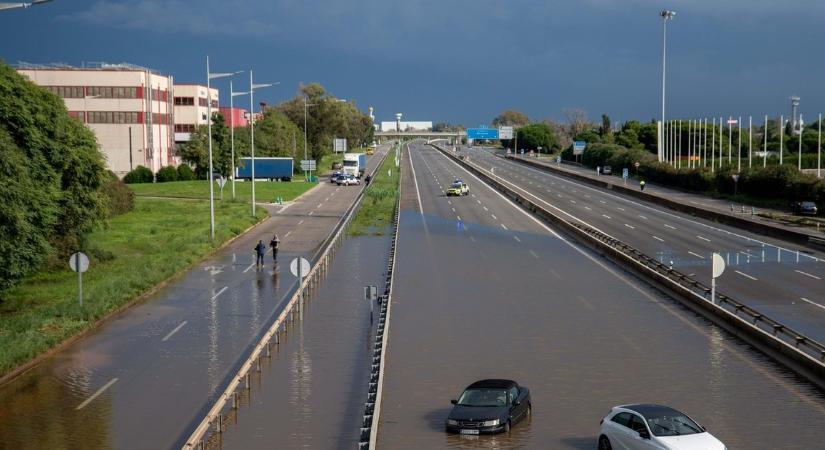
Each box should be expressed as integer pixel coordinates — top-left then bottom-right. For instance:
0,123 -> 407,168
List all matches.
445,379 -> 531,435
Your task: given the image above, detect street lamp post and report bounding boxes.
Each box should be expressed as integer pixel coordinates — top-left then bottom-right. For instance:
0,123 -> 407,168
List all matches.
799,115 -> 804,171
229,75 -> 247,200
303,97 -> 317,181
206,57 -> 240,240
248,69 -> 278,217
660,10 -> 676,163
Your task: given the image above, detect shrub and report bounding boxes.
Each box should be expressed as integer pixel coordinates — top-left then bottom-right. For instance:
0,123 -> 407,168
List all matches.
101,173 -> 134,217
177,164 -> 196,181
156,165 -> 179,183
123,166 -> 154,184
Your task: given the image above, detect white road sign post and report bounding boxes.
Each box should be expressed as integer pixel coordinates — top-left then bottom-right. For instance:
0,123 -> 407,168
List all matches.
216,176 -> 226,201
69,252 -> 89,307
498,126 -> 514,140
290,257 -> 310,311
711,252 -> 726,305
333,138 -> 347,153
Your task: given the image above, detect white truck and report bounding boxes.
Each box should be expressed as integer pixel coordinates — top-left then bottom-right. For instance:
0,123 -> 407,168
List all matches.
343,152 -> 366,178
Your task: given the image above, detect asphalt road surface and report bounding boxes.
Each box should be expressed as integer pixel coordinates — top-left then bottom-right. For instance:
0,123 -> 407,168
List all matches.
376,143 -> 825,449
461,147 -> 825,344
0,146 -> 389,450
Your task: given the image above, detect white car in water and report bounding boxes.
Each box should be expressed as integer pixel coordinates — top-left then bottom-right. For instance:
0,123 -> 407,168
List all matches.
598,404 -> 725,450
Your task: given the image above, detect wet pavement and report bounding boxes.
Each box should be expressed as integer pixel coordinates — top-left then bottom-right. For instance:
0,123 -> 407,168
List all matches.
213,234 -> 391,450
376,144 -> 825,449
460,148 -> 825,344
0,147 -> 390,450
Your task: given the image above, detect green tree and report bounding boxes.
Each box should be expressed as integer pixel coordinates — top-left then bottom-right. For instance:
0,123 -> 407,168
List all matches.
0,61 -> 107,290
516,123 -> 558,153
492,109 -> 530,127
179,112 -> 232,178
600,114 -> 611,136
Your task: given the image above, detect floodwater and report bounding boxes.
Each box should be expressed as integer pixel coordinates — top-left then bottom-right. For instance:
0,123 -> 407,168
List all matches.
214,234 -> 391,449
377,211 -> 825,450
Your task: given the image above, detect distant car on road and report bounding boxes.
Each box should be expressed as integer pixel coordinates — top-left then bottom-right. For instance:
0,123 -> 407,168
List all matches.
602,165 -> 612,175
330,171 -> 343,183
598,404 -> 725,450
446,180 -> 469,196
445,379 -> 531,435
790,201 -> 818,216
337,174 -> 360,186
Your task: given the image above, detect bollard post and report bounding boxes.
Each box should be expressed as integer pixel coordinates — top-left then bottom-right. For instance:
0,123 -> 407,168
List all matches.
232,392 -> 238,409
730,204 -> 734,212
751,206 -> 756,215
741,205 -> 746,213
266,342 -> 271,357
245,372 -> 251,390
257,356 -> 261,372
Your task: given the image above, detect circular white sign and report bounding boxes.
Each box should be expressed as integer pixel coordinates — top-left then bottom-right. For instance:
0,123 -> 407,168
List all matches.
711,253 -> 726,278
289,257 -> 311,278
69,252 -> 89,273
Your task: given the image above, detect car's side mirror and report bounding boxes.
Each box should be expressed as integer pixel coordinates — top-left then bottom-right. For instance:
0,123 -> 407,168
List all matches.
450,399 -> 457,405
638,429 -> 651,440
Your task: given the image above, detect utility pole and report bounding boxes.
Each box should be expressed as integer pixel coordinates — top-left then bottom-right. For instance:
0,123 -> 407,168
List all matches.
660,10 -> 676,162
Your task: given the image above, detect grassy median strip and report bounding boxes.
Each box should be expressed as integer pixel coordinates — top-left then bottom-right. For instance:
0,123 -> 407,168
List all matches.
0,198 -> 267,377
129,180 -> 315,203
348,150 -> 401,236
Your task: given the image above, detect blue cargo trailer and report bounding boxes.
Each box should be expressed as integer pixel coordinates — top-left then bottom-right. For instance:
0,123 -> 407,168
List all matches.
236,157 -> 293,181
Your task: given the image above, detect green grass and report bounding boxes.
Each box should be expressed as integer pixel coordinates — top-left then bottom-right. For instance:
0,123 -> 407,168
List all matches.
128,180 -> 315,203
348,152 -> 400,236
0,198 -> 267,377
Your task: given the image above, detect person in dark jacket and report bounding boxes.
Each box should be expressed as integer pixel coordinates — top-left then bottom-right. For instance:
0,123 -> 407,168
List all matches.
254,240 -> 267,268
270,234 -> 280,262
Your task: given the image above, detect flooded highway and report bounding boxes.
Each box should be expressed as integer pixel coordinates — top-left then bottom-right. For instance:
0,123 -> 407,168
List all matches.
213,234 -> 391,449
0,147 -> 391,450
376,144 -> 825,449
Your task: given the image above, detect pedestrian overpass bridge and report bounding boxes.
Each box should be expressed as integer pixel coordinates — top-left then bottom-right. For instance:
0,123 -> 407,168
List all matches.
375,130 -> 463,144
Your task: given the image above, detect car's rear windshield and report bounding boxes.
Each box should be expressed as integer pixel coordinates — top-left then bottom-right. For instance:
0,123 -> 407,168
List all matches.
451,182 -> 463,188
644,412 -> 703,437
802,202 -> 816,207
457,388 -> 507,407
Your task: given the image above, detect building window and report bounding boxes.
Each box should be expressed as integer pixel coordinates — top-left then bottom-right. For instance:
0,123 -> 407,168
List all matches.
87,111 -> 140,124
86,86 -> 138,99
198,97 -> 208,107
174,96 -> 195,106
174,124 -> 196,133
46,86 -> 83,98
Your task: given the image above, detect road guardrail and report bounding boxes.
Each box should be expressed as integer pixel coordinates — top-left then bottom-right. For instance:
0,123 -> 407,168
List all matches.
181,146 -> 394,449
433,144 -> 825,389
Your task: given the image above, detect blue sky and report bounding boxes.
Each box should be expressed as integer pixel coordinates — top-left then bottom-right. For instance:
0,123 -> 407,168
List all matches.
2,0 -> 823,126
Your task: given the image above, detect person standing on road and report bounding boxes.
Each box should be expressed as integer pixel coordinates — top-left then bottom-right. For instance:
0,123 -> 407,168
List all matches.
270,234 -> 280,262
640,180 -> 646,191
254,240 -> 266,268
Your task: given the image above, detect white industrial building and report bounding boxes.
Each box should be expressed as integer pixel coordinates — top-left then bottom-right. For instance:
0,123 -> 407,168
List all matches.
379,121 -> 433,132
173,83 -> 219,159
17,63 -> 175,176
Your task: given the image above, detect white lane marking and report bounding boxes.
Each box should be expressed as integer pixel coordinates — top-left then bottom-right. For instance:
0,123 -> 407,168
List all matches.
494,155 -> 824,263
688,251 -> 705,259
599,200 -> 606,204
570,200 -> 577,204
457,215 -> 462,221
483,206 -> 489,211
800,297 -> 825,311
617,207 -> 625,211
451,207 -> 456,212
602,214 -> 612,219
653,236 -> 665,242
477,199 -> 482,204
557,194 -> 563,198
308,211 -> 314,216
298,219 -> 304,225
491,214 -> 498,220
584,206 -> 592,211
162,321 -> 188,342
316,203 -> 323,209
242,263 -> 255,273
212,286 -> 228,299
76,378 -> 119,410
697,235 -> 711,242
513,236 -> 521,243
638,215 -> 647,220
277,203 -> 294,214
469,236 -> 476,242
447,200 -> 452,205
471,194 -> 476,198
285,230 -> 292,237
624,224 -> 635,229
664,224 -> 677,230
734,270 -> 758,281
795,270 -> 822,280
501,224 -> 509,230
529,250 -> 539,259
408,146 -> 424,215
